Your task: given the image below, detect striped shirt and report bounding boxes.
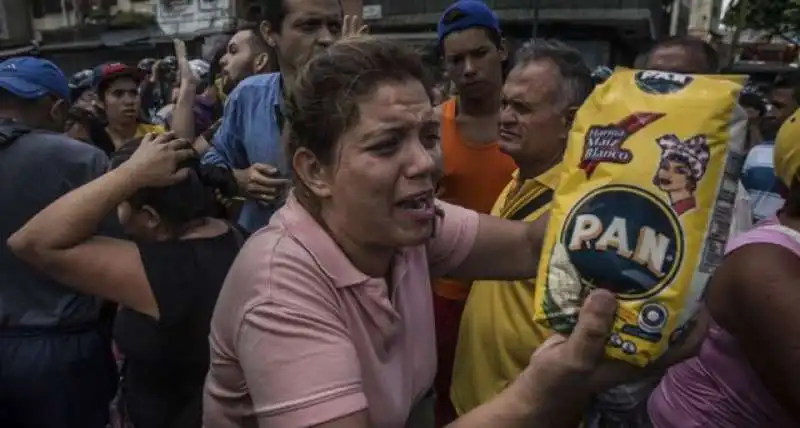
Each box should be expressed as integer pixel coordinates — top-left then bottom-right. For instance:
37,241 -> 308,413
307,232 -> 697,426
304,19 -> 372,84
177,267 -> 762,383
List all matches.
741,142 -> 784,222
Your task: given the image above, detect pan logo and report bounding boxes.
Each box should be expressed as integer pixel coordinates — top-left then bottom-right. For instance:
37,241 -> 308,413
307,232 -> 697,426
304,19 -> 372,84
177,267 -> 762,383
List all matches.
635,70 -> 694,95
560,184 -> 684,300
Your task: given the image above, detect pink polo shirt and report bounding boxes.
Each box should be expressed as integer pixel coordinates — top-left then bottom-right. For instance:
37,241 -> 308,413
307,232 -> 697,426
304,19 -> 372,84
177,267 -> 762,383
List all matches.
203,194 -> 479,428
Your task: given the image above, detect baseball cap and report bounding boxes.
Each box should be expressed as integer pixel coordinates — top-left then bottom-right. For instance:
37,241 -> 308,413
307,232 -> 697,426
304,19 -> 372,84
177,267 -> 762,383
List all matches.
93,62 -> 145,89
437,0 -> 501,45
774,109 -> 800,189
0,56 -> 70,101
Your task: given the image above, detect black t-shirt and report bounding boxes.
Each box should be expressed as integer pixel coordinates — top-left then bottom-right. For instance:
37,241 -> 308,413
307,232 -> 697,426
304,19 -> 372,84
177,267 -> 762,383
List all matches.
114,228 -> 241,428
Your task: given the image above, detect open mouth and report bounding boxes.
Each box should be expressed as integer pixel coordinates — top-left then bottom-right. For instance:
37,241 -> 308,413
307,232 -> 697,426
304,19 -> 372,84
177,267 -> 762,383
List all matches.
396,191 -> 435,217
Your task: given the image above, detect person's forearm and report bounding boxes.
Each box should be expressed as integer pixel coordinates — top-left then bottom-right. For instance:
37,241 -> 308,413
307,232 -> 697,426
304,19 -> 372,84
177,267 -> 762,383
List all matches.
9,167 -> 141,252
192,135 -> 211,155
447,378 -> 537,428
449,368 -> 585,428
171,80 -> 198,141
233,168 -> 250,197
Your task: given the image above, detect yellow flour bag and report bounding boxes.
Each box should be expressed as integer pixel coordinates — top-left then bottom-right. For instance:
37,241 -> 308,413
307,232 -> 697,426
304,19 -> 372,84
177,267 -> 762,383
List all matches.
533,69 -> 747,366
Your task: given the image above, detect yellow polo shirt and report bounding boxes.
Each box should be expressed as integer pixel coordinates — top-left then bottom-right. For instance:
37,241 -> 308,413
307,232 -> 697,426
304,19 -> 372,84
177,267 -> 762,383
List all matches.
450,166 -> 561,415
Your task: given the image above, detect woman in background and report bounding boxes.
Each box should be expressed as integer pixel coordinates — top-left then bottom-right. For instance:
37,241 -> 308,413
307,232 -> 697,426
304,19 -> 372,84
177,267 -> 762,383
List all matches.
9,132 -> 242,428
648,111 -> 800,427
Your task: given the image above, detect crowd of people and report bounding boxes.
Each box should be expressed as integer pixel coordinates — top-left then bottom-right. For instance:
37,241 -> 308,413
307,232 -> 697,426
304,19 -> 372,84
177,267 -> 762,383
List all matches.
1,0 -> 799,427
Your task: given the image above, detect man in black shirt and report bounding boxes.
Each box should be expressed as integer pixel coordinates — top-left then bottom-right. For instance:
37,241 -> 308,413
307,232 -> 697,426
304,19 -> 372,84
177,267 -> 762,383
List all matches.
0,57 -> 118,428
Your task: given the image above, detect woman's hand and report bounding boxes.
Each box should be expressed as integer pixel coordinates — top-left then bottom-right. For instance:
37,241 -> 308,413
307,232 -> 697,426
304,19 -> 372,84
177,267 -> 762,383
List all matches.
123,132 -> 196,188
531,300 -> 709,395
586,305 -> 709,393
500,289 -> 619,426
525,290 -> 618,393
522,291 -> 709,400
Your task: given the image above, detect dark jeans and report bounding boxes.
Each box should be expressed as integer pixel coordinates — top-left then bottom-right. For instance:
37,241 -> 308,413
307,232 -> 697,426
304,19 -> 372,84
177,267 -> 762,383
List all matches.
0,324 -> 118,428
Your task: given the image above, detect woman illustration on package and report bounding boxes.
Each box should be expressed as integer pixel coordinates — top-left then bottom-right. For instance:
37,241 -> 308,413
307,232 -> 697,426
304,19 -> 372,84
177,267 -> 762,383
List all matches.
653,134 -> 710,216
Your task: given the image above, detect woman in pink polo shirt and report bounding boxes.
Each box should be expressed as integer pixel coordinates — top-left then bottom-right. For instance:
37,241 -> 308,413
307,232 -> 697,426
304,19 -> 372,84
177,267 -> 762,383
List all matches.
203,37 -> 675,428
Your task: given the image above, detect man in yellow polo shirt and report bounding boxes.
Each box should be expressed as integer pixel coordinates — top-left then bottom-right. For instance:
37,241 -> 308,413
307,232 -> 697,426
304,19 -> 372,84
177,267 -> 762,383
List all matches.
451,39 -> 595,416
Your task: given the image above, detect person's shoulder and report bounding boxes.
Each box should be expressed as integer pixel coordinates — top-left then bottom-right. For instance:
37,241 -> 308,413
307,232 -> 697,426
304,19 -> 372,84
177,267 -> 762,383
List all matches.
742,144 -> 775,169
713,225 -> 800,308
236,73 -> 281,93
225,73 -> 281,106
27,131 -> 106,159
229,222 -> 333,300
6,132 -> 108,184
439,98 -> 456,121
747,142 -> 775,157
240,224 -> 325,277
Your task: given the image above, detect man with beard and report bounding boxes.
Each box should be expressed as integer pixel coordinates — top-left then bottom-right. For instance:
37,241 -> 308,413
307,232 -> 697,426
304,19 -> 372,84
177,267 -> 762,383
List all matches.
202,0 -> 364,232
431,2 -> 518,424
219,28 -> 276,95
742,73 -> 800,222
189,28 -> 276,152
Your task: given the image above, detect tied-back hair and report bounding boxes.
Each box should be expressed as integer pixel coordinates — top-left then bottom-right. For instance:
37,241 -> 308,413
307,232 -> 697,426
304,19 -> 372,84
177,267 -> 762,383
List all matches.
285,36 -> 434,167
109,138 -> 238,226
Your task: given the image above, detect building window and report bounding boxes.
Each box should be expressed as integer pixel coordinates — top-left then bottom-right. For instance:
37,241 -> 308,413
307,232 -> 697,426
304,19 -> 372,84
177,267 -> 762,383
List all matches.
32,0 -> 73,19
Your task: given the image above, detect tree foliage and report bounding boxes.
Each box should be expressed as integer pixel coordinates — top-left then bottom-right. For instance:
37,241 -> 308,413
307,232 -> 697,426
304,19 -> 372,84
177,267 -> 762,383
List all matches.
723,0 -> 800,34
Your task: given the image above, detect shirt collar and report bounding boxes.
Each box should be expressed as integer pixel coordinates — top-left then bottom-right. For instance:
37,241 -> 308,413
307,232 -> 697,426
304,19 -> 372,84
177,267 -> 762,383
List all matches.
512,163 -> 562,190
278,191 -> 372,287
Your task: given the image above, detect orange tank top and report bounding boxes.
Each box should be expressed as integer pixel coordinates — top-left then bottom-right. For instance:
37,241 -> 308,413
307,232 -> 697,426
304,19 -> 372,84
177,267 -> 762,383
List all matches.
434,99 -> 517,300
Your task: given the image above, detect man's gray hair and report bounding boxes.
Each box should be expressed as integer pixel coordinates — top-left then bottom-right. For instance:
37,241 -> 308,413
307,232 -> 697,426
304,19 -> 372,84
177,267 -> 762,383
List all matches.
513,38 -> 594,109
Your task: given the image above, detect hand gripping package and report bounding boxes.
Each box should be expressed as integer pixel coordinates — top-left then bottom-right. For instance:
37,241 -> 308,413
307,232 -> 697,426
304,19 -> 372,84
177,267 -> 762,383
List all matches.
533,69 -> 747,366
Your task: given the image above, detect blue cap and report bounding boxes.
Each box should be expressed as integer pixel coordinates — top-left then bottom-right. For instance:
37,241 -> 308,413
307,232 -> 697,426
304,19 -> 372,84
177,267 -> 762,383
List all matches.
437,1 -> 501,44
0,57 -> 70,101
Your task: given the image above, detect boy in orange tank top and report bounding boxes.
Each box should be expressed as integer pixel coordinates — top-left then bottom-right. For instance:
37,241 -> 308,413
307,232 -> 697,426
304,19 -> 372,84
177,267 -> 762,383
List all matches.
433,2 -> 516,426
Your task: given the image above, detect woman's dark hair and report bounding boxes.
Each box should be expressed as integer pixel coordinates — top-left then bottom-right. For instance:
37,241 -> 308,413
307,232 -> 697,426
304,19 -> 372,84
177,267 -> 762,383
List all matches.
286,37 -> 434,167
109,138 -> 238,226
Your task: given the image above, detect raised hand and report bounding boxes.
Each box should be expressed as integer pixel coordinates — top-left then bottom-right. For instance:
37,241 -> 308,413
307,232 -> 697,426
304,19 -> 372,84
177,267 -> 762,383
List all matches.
342,15 -> 368,39
174,38 -> 199,85
124,132 -> 196,188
